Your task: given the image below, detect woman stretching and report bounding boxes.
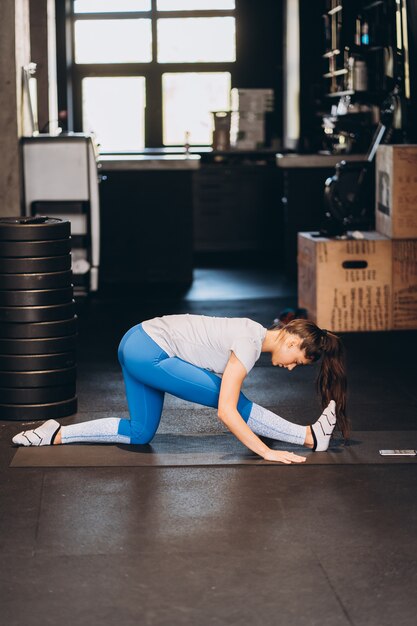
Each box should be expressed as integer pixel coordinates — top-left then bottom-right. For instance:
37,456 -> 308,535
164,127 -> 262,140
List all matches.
12,314 -> 348,464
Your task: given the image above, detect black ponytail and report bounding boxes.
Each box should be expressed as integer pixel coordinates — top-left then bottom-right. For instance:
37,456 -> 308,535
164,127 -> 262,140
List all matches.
316,330 -> 349,439
273,319 -> 350,440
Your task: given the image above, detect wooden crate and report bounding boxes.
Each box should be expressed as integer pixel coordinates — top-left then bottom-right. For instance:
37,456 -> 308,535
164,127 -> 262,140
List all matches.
376,145 -> 417,239
393,240 -> 417,330
298,232 -> 392,332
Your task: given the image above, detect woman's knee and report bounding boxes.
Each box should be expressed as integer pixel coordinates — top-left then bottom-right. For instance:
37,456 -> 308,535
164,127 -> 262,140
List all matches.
129,429 -> 155,445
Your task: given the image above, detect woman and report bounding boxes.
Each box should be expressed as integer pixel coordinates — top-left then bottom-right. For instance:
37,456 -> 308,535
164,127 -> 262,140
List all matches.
12,314 -> 348,464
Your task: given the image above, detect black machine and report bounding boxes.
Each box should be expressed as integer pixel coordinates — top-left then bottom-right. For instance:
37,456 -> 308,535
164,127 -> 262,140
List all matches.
321,122 -> 387,236
320,79 -> 410,237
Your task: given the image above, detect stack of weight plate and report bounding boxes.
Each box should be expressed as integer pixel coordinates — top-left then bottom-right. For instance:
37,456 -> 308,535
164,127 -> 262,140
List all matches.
0,216 -> 77,421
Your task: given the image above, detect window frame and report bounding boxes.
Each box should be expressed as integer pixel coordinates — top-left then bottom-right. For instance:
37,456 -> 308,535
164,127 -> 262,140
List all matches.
69,0 -> 236,149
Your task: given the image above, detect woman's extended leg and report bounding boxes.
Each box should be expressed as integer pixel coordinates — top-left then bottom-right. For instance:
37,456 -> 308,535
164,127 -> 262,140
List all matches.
247,403 -> 307,446
247,400 -> 337,451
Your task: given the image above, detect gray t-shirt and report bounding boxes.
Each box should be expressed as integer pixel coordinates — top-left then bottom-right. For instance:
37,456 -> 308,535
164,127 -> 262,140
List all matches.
142,314 -> 267,375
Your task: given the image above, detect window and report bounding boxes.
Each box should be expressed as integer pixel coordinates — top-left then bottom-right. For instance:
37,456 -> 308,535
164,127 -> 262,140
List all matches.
157,18 -> 236,63
71,0 -> 236,150
74,20 -> 152,64
157,0 -> 234,9
82,77 -> 146,151
162,72 -> 231,145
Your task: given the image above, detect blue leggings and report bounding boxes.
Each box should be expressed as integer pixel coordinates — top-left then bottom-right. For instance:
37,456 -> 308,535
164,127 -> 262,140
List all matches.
116,323 -> 253,444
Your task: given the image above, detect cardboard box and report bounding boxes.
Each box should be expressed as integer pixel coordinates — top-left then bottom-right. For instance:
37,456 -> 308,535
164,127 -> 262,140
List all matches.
298,232 -> 392,332
230,88 -> 274,113
376,145 -> 417,238
230,110 -> 265,148
392,240 -> 417,329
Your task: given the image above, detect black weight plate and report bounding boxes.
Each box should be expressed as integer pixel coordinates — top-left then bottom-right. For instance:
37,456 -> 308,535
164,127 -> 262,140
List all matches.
0,271 -> 72,290
0,255 -> 71,274
0,217 -> 70,241
0,384 -> 76,404
0,367 -> 76,388
1,396 -> 77,421
0,335 -> 77,355
0,302 -> 75,323
0,287 -> 73,306
0,352 -> 76,371
0,317 -> 77,339
0,238 -> 71,258
0,301 -> 75,323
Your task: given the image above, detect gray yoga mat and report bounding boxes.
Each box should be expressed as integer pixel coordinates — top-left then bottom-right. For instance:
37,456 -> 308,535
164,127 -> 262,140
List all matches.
10,431 -> 417,467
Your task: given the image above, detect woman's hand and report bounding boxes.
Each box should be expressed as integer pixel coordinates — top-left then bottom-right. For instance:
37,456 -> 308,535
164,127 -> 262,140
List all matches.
218,354 -> 307,464
263,449 -> 306,464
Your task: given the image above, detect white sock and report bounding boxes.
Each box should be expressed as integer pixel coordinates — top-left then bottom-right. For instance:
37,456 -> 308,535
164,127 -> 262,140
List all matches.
247,403 -> 307,446
60,417 -> 131,444
311,400 -> 337,452
12,419 -> 61,446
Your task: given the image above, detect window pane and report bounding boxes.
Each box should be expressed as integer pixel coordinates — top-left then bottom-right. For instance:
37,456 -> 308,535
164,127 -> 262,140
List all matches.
75,19 -> 152,63
74,0 -> 151,12
82,77 -> 146,151
162,72 -> 231,145
157,0 -> 235,10
157,17 -> 235,62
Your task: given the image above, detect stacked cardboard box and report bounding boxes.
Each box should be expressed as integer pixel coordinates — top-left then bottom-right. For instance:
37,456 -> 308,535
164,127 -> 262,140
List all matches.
297,144 -> 417,332
375,145 -> 417,330
297,231 -> 392,332
230,88 -> 274,150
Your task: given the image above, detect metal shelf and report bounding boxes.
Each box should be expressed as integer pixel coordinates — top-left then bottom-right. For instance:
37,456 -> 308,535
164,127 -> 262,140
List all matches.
323,49 -> 341,58
325,90 -> 355,97
323,69 -> 348,78
328,5 -> 343,15
363,0 -> 384,10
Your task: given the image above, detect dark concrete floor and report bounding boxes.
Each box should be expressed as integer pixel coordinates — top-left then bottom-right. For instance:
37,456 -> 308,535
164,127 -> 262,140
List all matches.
1,271 -> 417,626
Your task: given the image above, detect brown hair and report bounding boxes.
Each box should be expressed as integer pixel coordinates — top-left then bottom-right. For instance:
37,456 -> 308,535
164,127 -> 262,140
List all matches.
269,319 -> 350,439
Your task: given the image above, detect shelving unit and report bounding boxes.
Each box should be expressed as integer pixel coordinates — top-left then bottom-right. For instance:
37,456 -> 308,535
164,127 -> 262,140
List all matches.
323,1 -> 355,96
321,0 -> 403,98
319,0 -> 411,152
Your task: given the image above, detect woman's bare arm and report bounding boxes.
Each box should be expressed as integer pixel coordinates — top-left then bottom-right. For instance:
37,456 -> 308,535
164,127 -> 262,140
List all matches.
217,353 -> 306,464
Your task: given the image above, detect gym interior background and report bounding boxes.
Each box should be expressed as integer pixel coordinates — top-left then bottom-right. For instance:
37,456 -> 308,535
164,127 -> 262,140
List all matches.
1,1 -> 417,625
